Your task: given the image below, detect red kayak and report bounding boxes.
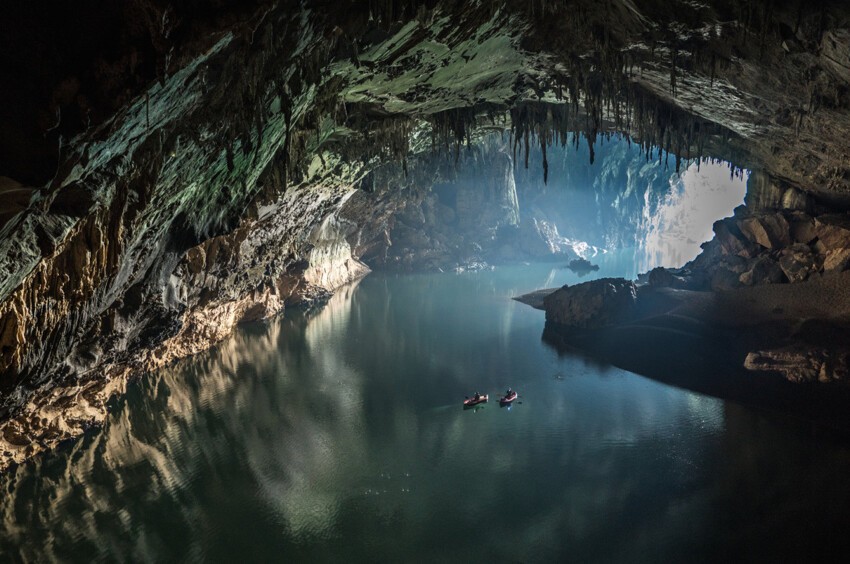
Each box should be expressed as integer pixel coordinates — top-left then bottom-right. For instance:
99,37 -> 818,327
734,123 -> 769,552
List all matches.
463,394 -> 488,408
499,391 -> 518,405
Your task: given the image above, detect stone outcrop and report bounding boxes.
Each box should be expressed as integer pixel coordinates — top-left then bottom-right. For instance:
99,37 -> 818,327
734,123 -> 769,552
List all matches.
649,203 -> 850,294
543,278 -> 638,329
739,214 -> 791,250
745,347 -> 850,385
567,258 -> 600,276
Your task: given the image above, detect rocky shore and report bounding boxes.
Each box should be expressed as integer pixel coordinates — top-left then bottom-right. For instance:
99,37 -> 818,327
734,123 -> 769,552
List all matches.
520,195 -> 850,426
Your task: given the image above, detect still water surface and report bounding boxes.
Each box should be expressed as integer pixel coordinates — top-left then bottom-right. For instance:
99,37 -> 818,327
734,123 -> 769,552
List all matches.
3,257 -> 850,562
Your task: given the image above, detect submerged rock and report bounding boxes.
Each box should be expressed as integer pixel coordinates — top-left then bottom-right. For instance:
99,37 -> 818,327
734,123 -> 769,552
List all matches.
513,288 -> 558,310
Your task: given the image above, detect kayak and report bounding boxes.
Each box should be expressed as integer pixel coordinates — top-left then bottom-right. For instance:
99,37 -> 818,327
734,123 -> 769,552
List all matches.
499,391 -> 518,405
463,395 -> 488,408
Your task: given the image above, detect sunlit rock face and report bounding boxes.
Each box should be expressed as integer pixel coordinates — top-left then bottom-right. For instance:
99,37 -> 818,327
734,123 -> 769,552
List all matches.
1,0 -> 850,466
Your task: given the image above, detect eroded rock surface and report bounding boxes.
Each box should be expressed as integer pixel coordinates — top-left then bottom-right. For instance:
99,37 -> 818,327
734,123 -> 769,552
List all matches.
543,278 -> 638,329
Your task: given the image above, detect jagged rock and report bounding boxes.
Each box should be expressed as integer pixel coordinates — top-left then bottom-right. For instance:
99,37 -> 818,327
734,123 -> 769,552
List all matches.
824,248 -> 850,273
779,244 -> 817,283
814,215 -> 850,250
513,288 -> 557,310
739,256 -> 786,286
788,212 -> 817,244
543,278 -> 637,329
647,267 -> 674,287
719,254 -> 751,273
702,252 -> 749,290
738,214 -> 791,249
713,219 -> 753,257
745,347 -> 850,384
821,29 -> 850,85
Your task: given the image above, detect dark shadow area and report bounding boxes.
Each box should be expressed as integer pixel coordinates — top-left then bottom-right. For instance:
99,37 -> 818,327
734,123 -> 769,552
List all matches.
542,316 -> 850,435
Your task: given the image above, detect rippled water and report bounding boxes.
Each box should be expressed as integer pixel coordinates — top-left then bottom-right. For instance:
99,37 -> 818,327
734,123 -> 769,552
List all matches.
4,259 -> 850,562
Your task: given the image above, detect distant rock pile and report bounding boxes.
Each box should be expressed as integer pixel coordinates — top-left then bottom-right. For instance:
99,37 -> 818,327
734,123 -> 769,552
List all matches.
646,207 -> 850,292
566,258 -> 600,276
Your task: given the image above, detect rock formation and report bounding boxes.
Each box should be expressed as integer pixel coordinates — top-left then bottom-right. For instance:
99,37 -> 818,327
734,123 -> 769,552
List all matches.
543,278 -> 638,329
2,0 -> 850,466
567,258 -> 600,276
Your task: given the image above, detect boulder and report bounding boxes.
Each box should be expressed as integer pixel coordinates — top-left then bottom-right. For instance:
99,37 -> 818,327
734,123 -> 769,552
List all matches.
647,266 -> 696,289
543,278 -> 637,329
713,219 -> 752,256
648,267 -> 674,287
814,214 -> 850,250
738,213 -> 791,249
787,212 -> 817,244
739,256 -> 786,286
778,243 -> 816,283
717,254 -> 751,273
824,248 -> 850,273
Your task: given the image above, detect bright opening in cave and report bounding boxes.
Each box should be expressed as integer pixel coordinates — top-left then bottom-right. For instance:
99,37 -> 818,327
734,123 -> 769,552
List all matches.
505,135 -> 749,275
638,159 -> 748,271
384,133 -> 749,280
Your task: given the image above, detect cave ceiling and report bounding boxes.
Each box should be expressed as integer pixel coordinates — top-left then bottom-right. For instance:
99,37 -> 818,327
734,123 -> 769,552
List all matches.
2,1 -> 849,195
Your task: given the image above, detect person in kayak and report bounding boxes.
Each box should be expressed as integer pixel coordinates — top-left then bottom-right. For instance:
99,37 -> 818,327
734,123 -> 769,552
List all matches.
474,392 -> 481,400
505,387 -> 513,397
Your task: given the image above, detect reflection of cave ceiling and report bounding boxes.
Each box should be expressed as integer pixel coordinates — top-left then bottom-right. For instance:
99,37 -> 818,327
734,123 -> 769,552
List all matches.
1,0 -> 850,467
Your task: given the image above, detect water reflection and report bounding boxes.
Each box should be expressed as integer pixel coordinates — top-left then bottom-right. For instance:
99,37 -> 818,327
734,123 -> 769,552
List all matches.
2,267 -> 850,562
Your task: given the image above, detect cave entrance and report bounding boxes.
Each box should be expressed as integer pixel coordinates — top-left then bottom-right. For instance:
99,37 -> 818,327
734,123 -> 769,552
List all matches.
510,135 -> 749,276
369,133 -> 748,280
